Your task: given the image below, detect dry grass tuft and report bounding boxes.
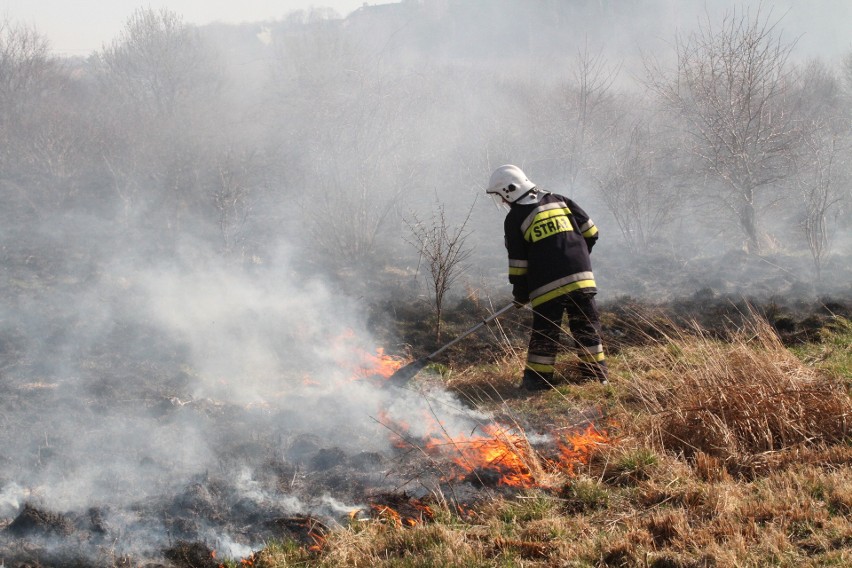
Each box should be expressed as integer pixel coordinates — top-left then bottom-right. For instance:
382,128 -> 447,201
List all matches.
645,508 -> 690,548
625,315 -> 851,476
317,519 -> 482,567
692,450 -> 732,482
493,536 -> 552,559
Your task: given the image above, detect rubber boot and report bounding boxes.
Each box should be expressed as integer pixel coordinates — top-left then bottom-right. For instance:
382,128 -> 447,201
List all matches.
521,369 -> 552,391
579,361 -> 609,385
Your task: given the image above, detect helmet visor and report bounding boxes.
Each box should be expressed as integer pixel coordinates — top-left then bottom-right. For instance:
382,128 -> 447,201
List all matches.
488,192 -> 510,211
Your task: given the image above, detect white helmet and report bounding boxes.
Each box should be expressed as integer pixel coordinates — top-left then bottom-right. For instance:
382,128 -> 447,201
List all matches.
486,165 -> 542,208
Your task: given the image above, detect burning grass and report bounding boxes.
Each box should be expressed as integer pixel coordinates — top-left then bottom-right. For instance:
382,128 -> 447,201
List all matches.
4,302 -> 851,568
377,407 -> 613,492
238,307 -> 851,568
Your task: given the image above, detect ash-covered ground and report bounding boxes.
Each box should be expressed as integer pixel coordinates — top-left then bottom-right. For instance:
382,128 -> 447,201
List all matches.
0,355 -> 596,567
0,377 -> 444,566
0,243 -> 520,566
0,347 -> 517,567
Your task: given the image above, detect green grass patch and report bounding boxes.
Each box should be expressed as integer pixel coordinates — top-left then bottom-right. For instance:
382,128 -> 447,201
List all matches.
497,491 -> 557,524
791,316 -> 852,382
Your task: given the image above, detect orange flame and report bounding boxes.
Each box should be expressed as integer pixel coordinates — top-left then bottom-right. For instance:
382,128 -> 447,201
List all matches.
300,332 -> 409,386
352,347 -> 405,380
371,504 -> 403,525
369,498 -> 434,527
218,552 -> 256,568
425,424 -> 537,487
325,330 -> 408,382
379,414 -> 612,488
307,529 -> 327,553
553,423 -> 610,475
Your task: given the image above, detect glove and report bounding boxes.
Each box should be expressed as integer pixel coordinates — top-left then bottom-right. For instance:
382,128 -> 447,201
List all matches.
512,282 -> 529,308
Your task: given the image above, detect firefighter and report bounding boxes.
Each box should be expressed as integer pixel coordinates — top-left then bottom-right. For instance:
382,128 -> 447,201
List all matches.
486,164 -> 608,390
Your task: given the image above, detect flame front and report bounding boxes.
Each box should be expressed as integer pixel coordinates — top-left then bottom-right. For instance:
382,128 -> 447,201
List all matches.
380,414 -> 612,489
328,341 -> 611,491
425,424 -> 537,487
353,347 -> 405,380
554,423 -> 610,474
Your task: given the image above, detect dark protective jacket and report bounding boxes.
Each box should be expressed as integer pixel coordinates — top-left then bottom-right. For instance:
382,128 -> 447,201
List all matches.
504,192 -> 599,307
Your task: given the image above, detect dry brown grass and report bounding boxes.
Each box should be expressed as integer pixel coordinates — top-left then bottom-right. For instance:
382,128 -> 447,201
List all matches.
623,315 -> 851,477
252,464 -> 852,568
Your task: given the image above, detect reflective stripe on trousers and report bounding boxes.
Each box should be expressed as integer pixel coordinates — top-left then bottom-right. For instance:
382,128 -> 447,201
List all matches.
525,290 -> 605,376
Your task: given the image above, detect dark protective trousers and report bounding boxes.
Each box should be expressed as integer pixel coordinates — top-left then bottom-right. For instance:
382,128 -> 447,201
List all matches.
524,291 -> 607,384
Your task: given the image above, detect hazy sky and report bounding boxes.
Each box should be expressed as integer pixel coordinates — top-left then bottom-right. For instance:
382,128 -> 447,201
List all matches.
2,0 -> 372,55
3,1 -> 852,61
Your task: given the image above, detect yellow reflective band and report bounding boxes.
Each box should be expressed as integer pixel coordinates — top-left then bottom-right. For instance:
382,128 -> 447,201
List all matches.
525,361 -> 555,373
508,267 -> 528,276
521,203 -> 571,233
530,280 -> 597,307
530,272 -> 594,298
524,209 -> 573,242
582,225 -> 598,238
578,352 -> 606,363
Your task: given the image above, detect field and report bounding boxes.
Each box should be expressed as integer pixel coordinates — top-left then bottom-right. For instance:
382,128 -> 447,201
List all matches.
4,291 -> 848,568
246,298 -> 852,568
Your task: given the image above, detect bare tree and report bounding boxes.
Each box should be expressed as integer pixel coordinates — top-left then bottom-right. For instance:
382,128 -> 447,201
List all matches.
405,202 -> 474,342
594,117 -> 685,253
0,19 -> 52,122
97,8 -> 220,120
537,43 -> 620,191
95,8 -> 226,244
793,127 -> 843,279
0,19 -> 91,214
212,152 -> 260,258
646,5 -> 798,253
789,61 -> 850,279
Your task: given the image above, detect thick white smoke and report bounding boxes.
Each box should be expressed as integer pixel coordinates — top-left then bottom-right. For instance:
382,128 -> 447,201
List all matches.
0,236 -> 492,562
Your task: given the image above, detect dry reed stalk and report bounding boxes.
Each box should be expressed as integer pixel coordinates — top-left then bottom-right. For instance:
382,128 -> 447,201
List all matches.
627,315 -> 851,476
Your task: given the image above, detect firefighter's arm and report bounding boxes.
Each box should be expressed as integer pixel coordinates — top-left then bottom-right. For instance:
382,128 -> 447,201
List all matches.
504,218 -> 529,305
569,199 -> 599,253
511,283 -> 529,307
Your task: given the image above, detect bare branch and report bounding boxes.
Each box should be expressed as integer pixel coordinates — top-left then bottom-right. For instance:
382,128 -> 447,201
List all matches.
404,201 -> 475,341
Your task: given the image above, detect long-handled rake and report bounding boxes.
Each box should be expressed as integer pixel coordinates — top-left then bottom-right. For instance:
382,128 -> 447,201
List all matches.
388,302 -> 516,386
